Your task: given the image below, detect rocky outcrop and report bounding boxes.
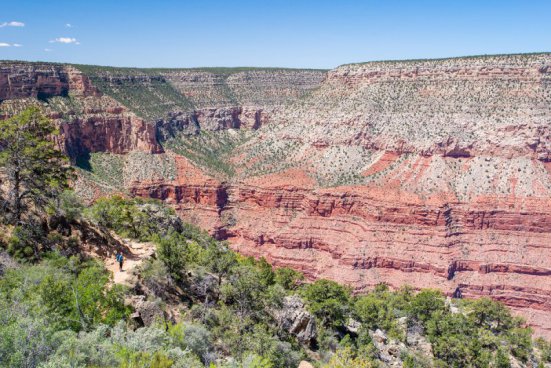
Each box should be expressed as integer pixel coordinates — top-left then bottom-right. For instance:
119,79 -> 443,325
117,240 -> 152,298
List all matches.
130,181 -> 227,236
369,325 -> 435,367
157,106 -> 270,140
127,295 -> 166,327
370,329 -> 408,367
0,63 -> 162,156
192,106 -> 269,130
61,109 -> 162,156
0,62 -> 98,100
274,296 -> 317,346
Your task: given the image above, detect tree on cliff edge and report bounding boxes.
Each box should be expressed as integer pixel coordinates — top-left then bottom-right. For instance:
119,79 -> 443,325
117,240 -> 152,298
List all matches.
0,106 -> 71,224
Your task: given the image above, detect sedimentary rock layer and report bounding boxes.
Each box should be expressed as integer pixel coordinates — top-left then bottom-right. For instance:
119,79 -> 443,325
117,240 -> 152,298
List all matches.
162,69 -> 326,108
265,54 -> 551,161
0,62 -> 98,100
0,62 -> 162,156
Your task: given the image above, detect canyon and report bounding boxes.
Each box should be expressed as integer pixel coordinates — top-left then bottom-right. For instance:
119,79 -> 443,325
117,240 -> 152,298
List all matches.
1,54 -> 550,338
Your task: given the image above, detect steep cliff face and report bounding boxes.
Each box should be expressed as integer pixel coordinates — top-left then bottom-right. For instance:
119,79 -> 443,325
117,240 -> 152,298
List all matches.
53,94 -> 162,156
157,106 -> 270,138
0,62 -> 98,100
1,54 -> 550,338
0,62 -> 161,156
222,180 -> 551,338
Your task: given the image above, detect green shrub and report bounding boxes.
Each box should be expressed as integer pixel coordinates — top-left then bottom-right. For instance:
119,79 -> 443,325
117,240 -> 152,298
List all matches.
301,279 -> 351,328
0,254 -> 130,332
221,265 -> 270,319
408,289 -> 447,323
467,297 -> 514,333
7,221 -> 47,261
274,267 -> 304,291
154,232 -> 187,282
508,327 -> 532,362
536,338 -> 551,362
56,190 -> 84,223
140,259 -> 172,298
494,347 -> 511,368
355,294 -> 390,330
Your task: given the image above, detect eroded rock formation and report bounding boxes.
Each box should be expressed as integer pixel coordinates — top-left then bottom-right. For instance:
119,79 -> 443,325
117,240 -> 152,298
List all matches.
0,62 -> 161,156
274,295 -> 317,346
0,62 -> 98,100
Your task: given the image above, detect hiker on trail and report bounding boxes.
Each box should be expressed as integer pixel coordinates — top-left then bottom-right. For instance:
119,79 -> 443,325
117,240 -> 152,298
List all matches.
116,252 -> 124,271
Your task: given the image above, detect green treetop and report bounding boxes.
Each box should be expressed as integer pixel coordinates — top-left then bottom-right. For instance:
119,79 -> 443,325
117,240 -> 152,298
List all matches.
0,106 -> 71,224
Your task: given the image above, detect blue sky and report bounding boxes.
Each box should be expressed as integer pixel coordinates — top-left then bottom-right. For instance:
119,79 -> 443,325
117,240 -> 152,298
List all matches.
0,0 -> 549,69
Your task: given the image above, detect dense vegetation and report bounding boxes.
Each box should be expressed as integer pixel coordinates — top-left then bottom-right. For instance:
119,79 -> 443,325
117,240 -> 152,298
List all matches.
0,109 -> 550,367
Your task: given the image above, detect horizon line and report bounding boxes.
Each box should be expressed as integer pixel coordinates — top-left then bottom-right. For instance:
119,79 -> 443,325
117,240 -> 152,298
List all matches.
1,51 -> 550,70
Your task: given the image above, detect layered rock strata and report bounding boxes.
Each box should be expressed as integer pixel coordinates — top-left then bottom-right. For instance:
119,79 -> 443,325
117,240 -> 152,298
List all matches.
0,62 -> 161,156
0,62 -> 98,100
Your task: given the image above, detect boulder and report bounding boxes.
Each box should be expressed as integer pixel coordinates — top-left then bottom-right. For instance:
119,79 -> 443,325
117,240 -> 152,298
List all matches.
345,318 -> 362,334
127,295 -> 166,327
369,329 -> 407,367
406,320 -> 433,357
275,295 -> 317,346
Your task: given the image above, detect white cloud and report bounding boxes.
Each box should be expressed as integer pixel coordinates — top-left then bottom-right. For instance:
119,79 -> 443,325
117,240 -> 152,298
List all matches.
65,23 -> 72,28
0,42 -> 22,47
12,43 -> 22,47
0,43 -> 11,47
44,48 -> 53,52
50,37 -> 80,45
0,21 -> 25,28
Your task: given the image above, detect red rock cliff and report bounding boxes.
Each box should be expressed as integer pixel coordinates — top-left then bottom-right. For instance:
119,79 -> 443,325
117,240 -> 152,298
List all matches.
0,62 -> 161,156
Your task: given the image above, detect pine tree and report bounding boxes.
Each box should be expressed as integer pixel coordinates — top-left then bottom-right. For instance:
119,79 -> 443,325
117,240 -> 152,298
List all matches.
0,106 -> 71,224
